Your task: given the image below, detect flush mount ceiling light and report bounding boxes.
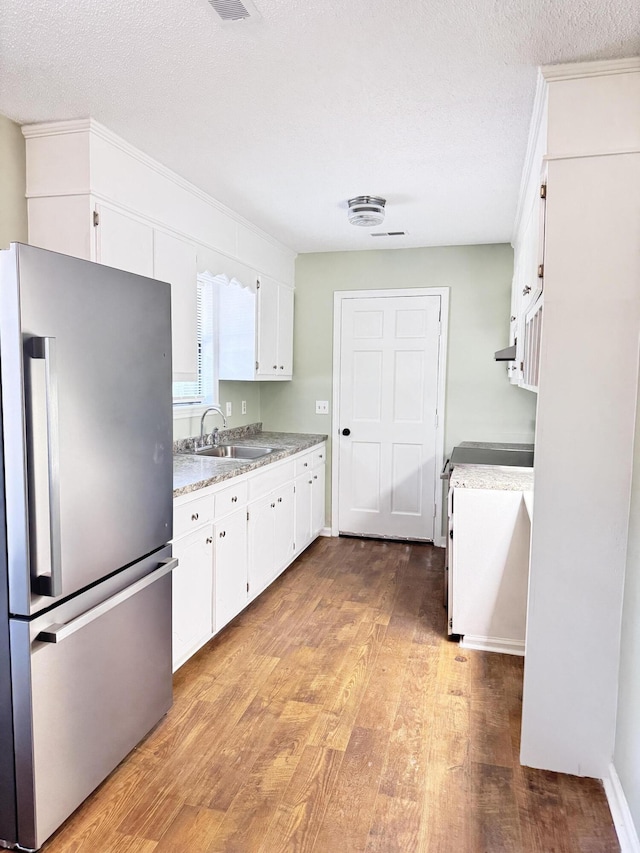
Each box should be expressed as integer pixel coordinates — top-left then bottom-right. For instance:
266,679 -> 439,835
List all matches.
347,196 -> 386,227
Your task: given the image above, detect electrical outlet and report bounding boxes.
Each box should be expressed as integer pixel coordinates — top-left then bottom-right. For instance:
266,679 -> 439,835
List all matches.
225,402 -> 232,417
315,400 -> 329,415
241,400 -> 247,415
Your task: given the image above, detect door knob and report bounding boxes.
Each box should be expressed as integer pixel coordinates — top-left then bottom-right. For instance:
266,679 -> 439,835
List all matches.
342,428 -> 351,436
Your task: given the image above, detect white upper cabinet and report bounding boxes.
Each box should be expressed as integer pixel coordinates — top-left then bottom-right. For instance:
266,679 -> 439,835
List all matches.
256,276 -> 294,379
22,119 -> 296,384
153,230 -> 198,381
94,204 -> 154,278
218,274 -> 294,381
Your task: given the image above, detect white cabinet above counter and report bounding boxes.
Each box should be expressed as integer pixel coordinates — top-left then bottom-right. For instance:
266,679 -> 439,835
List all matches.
22,119 -> 296,383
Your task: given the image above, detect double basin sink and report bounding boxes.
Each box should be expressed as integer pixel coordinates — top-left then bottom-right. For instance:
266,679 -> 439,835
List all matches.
183,444 -> 275,460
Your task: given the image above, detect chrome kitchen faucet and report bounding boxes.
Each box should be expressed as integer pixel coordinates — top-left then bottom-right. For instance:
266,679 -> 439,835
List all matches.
200,405 -> 227,444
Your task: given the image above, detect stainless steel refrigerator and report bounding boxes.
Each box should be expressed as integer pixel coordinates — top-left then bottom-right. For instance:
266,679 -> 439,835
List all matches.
0,244 -> 175,852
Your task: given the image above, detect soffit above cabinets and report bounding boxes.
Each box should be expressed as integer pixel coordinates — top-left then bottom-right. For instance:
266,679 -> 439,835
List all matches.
1,0 -> 638,253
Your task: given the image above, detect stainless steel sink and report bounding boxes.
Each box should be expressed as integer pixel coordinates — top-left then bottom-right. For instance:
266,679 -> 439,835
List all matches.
194,444 -> 275,459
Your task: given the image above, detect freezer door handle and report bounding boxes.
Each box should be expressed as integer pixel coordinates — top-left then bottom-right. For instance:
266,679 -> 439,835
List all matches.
36,557 -> 178,643
30,336 -> 63,597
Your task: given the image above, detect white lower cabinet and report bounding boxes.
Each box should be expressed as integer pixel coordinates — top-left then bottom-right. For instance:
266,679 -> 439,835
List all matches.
173,442 -> 326,670
247,482 -> 295,597
214,508 -> 248,632
449,487 -> 530,655
172,524 -> 213,670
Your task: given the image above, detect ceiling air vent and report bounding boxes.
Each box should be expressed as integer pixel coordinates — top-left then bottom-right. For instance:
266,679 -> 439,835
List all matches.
371,231 -> 407,237
208,0 -> 261,23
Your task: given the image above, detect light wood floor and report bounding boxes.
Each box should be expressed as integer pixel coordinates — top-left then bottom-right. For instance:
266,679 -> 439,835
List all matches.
43,537 -> 619,852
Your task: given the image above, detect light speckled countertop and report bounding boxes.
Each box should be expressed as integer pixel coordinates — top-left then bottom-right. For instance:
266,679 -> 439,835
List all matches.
173,426 -> 327,497
449,464 -> 534,492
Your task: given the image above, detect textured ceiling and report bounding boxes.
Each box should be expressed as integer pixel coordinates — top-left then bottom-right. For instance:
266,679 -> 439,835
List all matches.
1,0 -> 638,253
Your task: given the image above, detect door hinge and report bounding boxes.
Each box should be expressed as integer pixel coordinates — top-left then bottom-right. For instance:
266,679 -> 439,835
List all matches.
247,582 -> 250,593
435,410 -> 438,428
540,183 -> 547,199
246,511 -> 250,521
449,617 -> 453,629
92,210 -> 99,227
537,264 -> 544,279
255,361 -> 259,371
449,529 -> 453,539
256,278 -> 260,290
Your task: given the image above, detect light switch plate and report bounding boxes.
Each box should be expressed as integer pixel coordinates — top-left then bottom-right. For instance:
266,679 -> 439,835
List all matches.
241,400 -> 247,415
225,402 -> 232,417
315,400 -> 329,415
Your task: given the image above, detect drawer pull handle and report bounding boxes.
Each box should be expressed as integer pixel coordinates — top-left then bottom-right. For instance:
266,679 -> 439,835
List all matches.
36,558 -> 178,643
304,462 -> 308,467
206,536 -> 213,544
231,495 -> 238,502
191,512 -> 199,521
219,531 -> 226,538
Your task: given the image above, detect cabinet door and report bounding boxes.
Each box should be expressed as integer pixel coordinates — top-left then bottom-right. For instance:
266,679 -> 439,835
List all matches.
256,276 -> 279,376
277,285 -> 294,376
248,494 -> 276,596
95,205 -> 154,277
311,464 -> 326,537
274,483 -> 295,574
294,473 -> 313,554
153,230 -> 198,381
171,526 -> 213,670
214,509 -> 248,632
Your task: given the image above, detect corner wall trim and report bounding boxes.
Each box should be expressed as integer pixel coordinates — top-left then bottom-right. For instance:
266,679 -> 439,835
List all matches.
604,764 -> 640,853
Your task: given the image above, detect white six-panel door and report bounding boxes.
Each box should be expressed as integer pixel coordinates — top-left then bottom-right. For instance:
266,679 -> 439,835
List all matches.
337,294 -> 442,541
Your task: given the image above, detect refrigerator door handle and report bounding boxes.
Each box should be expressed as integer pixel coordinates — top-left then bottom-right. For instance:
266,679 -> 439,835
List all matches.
36,557 -> 178,643
30,336 -> 63,598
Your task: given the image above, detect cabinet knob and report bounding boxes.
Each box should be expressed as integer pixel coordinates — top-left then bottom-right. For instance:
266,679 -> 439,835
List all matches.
191,512 -> 199,521
271,502 -> 276,508
319,454 -> 323,459
278,497 -> 282,503
303,462 -> 308,467
279,365 -> 284,370
342,428 -> 351,436
313,475 -> 318,480
206,536 -> 213,544
522,285 -> 531,296
231,495 -> 238,502
219,531 -> 226,538
308,480 -> 313,485
273,365 -> 278,370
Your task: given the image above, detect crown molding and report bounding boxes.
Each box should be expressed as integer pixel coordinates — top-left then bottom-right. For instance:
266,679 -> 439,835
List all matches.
542,56 -> 640,82
21,118 -> 297,260
511,69 -> 547,245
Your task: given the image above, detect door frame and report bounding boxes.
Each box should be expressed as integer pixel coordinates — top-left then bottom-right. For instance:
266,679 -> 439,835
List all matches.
331,287 -> 449,547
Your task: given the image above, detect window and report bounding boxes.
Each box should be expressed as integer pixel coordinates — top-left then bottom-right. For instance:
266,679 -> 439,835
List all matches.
172,273 -> 218,407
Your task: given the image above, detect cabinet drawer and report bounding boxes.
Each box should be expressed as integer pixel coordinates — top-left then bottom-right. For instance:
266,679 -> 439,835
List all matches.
312,446 -> 326,467
248,460 -> 295,500
214,480 -> 248,518
173,494 -> 214,539
294,451 -> 314,477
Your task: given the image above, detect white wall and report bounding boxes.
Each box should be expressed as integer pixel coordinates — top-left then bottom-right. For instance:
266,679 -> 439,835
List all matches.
613,355 -> 640,838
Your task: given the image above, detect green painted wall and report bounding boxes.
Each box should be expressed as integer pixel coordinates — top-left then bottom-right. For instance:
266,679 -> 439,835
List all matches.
260,244 -> 537,524
173,381 -> 262,440
0,114 -> 27,247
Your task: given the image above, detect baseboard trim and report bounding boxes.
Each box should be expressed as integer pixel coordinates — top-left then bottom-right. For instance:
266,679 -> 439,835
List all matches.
604,763 -> 640,852
320,527 -> 333,537
459,635 -> 525,656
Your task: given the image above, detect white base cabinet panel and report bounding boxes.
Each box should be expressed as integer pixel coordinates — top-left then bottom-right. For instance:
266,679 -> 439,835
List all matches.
171,524 -> 213,670
173,442 -> 326,671
450,488 -> 530,655
214,508 -> 248,632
